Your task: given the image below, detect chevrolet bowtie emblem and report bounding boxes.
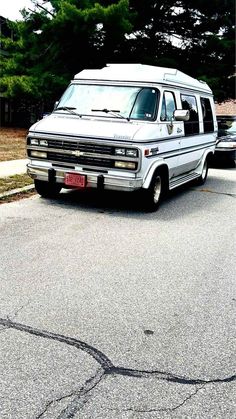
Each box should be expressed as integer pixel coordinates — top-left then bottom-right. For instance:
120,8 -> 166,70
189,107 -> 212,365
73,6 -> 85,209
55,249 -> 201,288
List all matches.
72,150 -> 84,157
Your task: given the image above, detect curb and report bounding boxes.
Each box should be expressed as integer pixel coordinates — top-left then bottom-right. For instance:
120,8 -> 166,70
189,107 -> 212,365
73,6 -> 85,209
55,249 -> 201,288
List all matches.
0,184 -> 35,199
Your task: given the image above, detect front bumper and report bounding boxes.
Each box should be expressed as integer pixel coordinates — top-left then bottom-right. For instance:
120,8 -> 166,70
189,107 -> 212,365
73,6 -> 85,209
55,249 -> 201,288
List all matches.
214,148 -> 236,159
27,161 -> 143,192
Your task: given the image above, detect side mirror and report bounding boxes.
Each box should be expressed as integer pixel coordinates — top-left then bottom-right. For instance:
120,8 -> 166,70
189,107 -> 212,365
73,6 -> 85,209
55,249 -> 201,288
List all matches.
174,109 -> 190,121
54,101 -> 59,110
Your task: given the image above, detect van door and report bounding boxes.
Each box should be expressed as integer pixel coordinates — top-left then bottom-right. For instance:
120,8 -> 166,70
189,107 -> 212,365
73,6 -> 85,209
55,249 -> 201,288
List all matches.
178,94 -> 202,173
159,91 -> 183,178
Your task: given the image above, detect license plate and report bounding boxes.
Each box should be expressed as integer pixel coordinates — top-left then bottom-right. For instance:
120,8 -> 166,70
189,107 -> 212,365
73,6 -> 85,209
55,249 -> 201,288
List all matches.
64,173 -> 86,188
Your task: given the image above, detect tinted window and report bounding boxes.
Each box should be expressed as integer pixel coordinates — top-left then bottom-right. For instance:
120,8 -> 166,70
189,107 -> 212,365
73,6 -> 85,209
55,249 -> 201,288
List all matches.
217,118 -> 236,136
181,95 -> 199,135
160,91 -> 176,121
201,97 -> 214,133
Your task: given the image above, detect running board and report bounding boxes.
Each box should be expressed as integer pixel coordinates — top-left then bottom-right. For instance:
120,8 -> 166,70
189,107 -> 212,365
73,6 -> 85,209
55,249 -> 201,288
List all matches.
169,172 -> 200,190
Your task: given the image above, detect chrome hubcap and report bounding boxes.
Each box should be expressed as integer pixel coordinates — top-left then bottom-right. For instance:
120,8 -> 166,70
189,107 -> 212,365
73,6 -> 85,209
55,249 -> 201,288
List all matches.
202,160 -> 207,179
153,176 -> 161,203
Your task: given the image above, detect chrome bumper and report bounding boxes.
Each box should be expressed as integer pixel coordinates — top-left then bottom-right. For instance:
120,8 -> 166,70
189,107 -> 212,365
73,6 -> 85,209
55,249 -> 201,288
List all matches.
27,162 -> 143,192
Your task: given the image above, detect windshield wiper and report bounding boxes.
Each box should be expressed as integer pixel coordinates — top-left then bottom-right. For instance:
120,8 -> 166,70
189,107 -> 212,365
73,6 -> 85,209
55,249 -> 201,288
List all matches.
91,108 -> 130,121
54,107 -> 82,117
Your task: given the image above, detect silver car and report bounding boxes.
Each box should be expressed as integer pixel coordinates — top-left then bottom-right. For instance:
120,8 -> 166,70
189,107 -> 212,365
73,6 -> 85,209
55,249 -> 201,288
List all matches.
214,115 -> 236,163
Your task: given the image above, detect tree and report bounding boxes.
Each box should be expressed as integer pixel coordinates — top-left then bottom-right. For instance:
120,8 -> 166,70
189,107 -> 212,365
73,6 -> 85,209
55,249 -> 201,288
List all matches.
127,0 -> 235,100
0,0 -> 134,109
0,0 -> 234,113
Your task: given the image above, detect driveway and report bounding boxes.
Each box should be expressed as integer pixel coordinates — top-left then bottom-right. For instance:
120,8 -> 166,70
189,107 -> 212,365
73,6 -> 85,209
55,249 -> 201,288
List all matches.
0,167 -> 235,418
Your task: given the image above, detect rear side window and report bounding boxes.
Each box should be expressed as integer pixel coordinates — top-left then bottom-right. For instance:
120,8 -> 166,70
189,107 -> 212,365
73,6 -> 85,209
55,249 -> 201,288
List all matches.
200,97 -> 214,133
181,94 -> 199,135
160,91 -> 176,121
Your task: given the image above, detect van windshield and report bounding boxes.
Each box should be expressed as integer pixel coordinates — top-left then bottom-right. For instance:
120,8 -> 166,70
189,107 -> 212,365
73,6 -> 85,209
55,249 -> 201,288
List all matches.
56,84 -> 158,121
217,119 -> 236,136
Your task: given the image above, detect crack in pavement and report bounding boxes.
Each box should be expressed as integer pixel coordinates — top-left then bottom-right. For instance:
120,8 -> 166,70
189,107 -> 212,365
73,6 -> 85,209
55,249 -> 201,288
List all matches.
108,385 -> 205,414
57,369 -> 105,419
35,391 -> 77,419
0,318 -> 235,418
0,317 -> 112,370
108,366 -> 236,384
192,188 -> 236,198
10,300 -> 31,320
1,318 -> 235,386
166,385 -> 205,413
0,301 -> 30,334
35,369 -> 104,419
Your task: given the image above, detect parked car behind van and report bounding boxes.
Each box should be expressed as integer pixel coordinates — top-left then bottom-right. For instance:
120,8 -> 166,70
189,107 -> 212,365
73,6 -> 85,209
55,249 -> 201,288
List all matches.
213,115 -> 236,164
26,64 -> 217,210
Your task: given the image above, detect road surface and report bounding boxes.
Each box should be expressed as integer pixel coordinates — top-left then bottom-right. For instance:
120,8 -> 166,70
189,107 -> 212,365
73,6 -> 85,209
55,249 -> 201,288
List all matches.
0,167 -> 235,418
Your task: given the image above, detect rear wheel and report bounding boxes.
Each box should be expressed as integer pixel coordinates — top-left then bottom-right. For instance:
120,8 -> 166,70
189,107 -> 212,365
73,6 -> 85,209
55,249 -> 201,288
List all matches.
196,158 -> 208,185
143,172 -> 164,212
34,180 -> 62,198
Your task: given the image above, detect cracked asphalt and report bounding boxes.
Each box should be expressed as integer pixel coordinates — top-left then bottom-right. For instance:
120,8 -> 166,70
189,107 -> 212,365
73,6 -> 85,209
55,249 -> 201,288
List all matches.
0,167 -> 235,418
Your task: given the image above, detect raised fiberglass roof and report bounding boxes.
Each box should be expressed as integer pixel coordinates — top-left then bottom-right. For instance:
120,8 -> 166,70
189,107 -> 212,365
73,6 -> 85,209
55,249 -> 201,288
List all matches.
74,64 -> 212,94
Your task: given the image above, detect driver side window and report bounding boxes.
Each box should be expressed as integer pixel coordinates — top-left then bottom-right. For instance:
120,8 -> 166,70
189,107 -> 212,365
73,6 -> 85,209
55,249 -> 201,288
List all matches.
160,91 -> 176,121
130,88 -> 158,120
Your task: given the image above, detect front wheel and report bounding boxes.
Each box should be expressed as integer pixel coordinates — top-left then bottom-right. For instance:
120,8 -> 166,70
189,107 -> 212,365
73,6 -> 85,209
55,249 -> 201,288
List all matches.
143,172 -> 164,212
196,158 -> 208,185
34,180 -> 62,198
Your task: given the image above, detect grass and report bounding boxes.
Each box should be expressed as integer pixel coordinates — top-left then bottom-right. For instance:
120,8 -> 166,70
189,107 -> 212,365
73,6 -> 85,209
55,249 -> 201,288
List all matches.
0,127 -> 28,161
0,173 -> 33,194
0,128 -> 34,203
0,173 -> 35,204
0,189 -> 35,204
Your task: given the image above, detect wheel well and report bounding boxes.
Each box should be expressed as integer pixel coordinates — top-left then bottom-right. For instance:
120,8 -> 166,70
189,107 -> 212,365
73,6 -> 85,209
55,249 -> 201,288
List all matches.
206,151 -> 213,164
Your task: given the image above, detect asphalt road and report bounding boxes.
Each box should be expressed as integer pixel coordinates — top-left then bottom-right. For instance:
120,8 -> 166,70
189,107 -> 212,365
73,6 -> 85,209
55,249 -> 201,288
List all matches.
0,167 -> 235,419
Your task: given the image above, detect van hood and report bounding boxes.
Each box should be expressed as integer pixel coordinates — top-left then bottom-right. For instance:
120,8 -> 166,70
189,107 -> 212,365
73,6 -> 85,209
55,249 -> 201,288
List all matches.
29,114 -> 142,142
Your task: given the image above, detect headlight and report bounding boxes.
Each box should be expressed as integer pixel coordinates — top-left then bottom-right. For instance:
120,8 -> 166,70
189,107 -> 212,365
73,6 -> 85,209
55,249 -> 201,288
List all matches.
115,148 -> 138,157
29,138 -> 48,146
115,148 -> 126,156
30,139 -> 39,145
39,139 -> 48,146
115,161 -> 136,170
217,142 -> 236,149
126,149 -> 138,157
30,151 -> 47,158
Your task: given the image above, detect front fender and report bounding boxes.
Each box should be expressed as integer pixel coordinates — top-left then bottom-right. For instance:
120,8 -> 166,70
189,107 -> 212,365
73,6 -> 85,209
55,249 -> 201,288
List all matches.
142,159 -> 169,189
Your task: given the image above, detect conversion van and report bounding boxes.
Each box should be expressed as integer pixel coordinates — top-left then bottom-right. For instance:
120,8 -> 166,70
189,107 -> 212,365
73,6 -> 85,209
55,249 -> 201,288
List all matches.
27,64 -> 217,210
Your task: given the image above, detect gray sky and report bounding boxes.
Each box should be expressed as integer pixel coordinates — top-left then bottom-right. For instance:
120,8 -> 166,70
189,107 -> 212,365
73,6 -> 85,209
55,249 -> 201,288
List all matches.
0,0 -> 33,20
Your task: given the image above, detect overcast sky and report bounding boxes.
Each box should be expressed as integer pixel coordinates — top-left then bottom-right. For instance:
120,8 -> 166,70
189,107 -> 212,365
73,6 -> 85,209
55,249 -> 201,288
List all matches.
0,0 -> 33,20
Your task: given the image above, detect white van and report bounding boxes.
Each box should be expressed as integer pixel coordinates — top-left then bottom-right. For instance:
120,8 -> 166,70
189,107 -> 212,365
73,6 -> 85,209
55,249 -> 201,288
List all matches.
27,64 -> 217,210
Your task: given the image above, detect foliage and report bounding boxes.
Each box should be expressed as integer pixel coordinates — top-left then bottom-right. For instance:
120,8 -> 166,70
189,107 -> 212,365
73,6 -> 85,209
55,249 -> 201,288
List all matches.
127,0 -> 235,100
0,0 -> 134,107
0,0 -> 235,107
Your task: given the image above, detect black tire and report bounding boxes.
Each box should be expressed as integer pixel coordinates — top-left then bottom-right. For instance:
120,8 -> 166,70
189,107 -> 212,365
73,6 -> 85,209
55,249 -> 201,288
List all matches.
34,180 -> 62,198
196,158 -> 208,185
143,171 -> 164,212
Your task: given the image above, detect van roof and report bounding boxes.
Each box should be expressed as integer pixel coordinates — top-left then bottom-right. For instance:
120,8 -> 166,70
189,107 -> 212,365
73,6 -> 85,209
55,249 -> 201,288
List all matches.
74,64 -> 212,94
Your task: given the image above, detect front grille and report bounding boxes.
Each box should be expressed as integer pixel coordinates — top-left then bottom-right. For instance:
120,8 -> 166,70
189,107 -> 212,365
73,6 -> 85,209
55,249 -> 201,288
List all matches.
48,152 -> 114,168
28,136 -> 139,171
47,139 -> 113,154
47,152 -> 78,164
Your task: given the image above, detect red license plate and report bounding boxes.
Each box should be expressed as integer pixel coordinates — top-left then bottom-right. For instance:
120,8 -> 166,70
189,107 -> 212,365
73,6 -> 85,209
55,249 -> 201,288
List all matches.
64,173 -> 87,188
